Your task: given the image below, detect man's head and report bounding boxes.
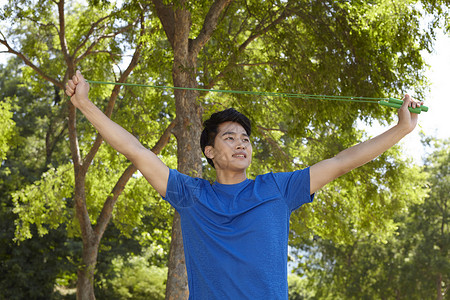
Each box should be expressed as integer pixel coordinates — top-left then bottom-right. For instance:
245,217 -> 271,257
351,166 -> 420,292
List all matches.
200,108 -> 252,169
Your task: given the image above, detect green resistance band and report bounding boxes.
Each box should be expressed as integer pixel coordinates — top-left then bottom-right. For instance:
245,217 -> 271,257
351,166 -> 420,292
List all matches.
85,80 -> 428,113
379,98 -> 429,114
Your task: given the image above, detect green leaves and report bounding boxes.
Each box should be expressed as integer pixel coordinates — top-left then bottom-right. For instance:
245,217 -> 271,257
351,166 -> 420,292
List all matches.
190,0 -> 434,248
0,98 -> 15,163
108,253 -> 168,299
289,138 -> 449,299
12,163 -> 74,241
1,0 -> 447,296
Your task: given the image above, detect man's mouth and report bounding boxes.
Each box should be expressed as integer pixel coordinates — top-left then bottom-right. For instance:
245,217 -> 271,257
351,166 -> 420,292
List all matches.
233,153 -> 247,158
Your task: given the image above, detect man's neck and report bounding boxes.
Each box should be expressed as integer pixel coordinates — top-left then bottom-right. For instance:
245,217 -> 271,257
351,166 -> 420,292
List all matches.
215,169 -> 247,185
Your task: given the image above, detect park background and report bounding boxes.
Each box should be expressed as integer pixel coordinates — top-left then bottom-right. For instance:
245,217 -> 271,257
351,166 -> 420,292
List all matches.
0,0 -> 448,299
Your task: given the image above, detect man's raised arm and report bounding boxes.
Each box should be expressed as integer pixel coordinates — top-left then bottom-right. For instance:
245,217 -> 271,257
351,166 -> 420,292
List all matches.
309,94 -> 422,195
65,70 -> 169,197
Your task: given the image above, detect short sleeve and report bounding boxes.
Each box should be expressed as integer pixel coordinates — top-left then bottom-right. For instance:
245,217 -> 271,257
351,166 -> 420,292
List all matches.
272,167 -> 314,211
163,169 -> 203,210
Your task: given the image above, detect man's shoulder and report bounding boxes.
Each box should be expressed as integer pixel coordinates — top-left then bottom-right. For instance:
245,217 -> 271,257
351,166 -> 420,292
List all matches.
254,168 -> 310,185
169,168 -> 211,186
254,169 -> 301,179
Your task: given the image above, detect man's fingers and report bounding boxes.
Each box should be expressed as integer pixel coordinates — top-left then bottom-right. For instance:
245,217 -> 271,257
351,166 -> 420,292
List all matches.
65,87 -> 74,96
411,98 -> 422,109
65,79 -> 75,96
76,70 -> 85,82
400,94 -> 422,109
72,70 -> 85,85
407,96 -> 421,109
67,80 -> 75,89
402,94 -> 411,103
65,84 -> 74,96
400,94 -> 411,110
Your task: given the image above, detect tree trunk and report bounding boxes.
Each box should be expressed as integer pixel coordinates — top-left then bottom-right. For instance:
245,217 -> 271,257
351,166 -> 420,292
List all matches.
436,273 -> 443,300
165,4 -> 203,300
76,242 -> 99,300
71,168 -> 97,300
166,76 -> 203,300
165,212 -> 189,300
152,0 -> 232,297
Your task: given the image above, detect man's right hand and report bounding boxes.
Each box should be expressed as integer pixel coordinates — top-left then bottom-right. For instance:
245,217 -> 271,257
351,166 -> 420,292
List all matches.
65,70 -> 90,108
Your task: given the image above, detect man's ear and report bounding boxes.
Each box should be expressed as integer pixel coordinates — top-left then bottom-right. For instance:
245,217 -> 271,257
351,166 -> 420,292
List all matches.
204,145 -> 214,159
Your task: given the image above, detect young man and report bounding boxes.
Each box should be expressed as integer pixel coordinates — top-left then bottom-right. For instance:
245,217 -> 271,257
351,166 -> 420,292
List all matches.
66,70 -> 422,299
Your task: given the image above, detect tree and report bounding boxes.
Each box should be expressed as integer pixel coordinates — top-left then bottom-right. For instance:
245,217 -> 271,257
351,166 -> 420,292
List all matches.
151,1 -> 431,296
0,59 -> 79,299
289,137 -> 448,299
414,137 -> 449,299
1,0 -> 440,299
0,1 -> 176,299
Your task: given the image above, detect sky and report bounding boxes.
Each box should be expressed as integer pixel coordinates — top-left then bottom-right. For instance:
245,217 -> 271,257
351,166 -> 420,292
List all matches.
0,4 -> 448,163
391,28 -> 450,162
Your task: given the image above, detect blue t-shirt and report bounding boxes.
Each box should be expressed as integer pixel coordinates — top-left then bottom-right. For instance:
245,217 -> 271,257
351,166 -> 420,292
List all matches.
163,168 -> 313,299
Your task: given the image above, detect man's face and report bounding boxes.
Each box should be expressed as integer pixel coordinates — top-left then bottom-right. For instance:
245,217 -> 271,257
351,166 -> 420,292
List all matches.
205,121 -> 252,172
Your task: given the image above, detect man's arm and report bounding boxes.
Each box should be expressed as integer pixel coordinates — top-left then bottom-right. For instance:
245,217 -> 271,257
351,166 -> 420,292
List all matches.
65,70 -> 169,197
309,94 -> 421,195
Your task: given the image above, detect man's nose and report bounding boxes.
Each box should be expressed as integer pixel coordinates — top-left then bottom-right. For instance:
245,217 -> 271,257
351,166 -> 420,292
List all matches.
236,143 -> 246,150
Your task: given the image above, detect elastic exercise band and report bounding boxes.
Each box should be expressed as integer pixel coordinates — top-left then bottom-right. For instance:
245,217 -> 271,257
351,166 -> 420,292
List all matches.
86,80 -> 428,113
379,98 -> 428,114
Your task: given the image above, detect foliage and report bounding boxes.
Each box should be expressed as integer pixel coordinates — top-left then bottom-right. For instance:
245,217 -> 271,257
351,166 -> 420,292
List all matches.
0,59 -> 77,299
109,257 -> 167,300
288,274 -> 313,300
197,0 -> 431,244
12,163 -> 74,240
96,248 -> 168,300
290,137 -> 449,299
421,0 -> 450,32
0,55 -> 173,297
0,0 -> 448,297
0,98 -> 15,163
291,149 -> 428,244
0,221 -> 79,300
0,0 -> 174,239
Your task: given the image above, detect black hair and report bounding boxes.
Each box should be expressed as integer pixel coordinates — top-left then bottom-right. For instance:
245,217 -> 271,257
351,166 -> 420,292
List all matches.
200,108 -> 251,168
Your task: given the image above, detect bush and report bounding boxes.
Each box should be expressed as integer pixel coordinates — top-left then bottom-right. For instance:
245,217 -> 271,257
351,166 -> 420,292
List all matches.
109,255 -> 167,300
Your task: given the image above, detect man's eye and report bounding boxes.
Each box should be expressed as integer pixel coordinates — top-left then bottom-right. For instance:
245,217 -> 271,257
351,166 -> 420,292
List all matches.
243,138 -> 250,142
226,137 -> 234,140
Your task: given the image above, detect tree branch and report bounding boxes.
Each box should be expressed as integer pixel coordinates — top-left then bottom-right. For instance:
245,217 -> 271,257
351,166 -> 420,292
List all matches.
58,0 -> 72,70
257,125 -> 287,133
81,17 -> 145,175
22,15 -> 59,32
257,126 -> 290,161
75,20 -> 138,64
56,0 -> 81,173
72,14 -> 112,60
93,119 -> 177,240
203,5 -> 292,91
151,0 -> 175,48
237,61 -> 277,66
237,7 -> 292,52
74,180 -> 95,245
79,50 -> 121,57
190,0 -> 232,56
68,103 -> 82,170
0,35 -> 63,88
